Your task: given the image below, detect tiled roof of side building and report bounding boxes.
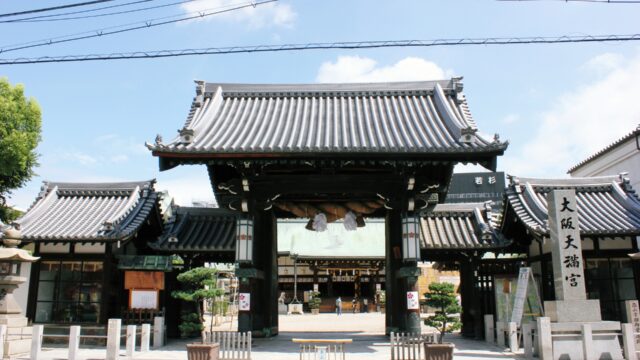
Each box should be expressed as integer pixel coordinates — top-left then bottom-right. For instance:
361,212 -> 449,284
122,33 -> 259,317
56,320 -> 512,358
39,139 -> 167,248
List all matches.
16,180 -> 159,242
147,79 -> 507,156
150,207 -> 237,252
502,174 -> 640,236
567,125 -> 640,174
421,202 -> 509,249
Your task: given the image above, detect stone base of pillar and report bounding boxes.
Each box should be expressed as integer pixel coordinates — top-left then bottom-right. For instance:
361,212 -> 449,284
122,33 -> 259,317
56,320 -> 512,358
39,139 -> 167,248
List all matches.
1,317 -> 33,358
549,321 -> 622,360
544,300 -> 601,322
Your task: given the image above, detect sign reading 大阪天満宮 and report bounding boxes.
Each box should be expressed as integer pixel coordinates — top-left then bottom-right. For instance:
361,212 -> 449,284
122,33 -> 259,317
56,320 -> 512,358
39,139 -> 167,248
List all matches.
548,190 -> 586,300
625,300 -> 640,347
544,189 -> 602,323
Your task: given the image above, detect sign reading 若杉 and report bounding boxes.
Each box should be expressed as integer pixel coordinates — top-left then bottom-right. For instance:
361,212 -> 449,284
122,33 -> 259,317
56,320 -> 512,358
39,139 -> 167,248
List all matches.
548,190 -> 586,300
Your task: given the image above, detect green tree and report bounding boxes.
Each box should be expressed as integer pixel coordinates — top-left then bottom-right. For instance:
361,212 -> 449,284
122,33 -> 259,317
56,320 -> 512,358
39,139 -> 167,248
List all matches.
172,267 -> 225,337
0,78 -> 42,222
423,282 -> 461,343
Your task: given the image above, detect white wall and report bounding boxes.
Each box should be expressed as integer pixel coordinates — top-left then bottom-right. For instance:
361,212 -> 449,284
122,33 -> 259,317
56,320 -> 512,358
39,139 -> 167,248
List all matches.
570,138 -> 640,190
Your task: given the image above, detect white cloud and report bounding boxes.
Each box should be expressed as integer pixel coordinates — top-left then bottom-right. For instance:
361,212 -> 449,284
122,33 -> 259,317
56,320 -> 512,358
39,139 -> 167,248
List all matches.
502,113 -> 520,125
316,56 -> 452,83
156,170 -> 216,207
180,0 -> 296,29
109,155 -> 129,163
582,53 -> 625,76
65,152 -> 97,166
502,52 -> 640,178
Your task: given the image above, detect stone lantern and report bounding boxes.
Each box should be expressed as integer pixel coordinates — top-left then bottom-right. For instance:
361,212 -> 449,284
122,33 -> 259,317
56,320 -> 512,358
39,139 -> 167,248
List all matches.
0,224 -> 39,357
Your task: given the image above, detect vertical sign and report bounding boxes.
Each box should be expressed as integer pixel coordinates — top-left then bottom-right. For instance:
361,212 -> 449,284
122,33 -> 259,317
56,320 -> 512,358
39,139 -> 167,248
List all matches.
510,268 -> 530,326
313,283 -> 319,292
625,300 -> 640,347
407,291 -> 419,310
239,293 -> 251,311
548,190 -> 586,300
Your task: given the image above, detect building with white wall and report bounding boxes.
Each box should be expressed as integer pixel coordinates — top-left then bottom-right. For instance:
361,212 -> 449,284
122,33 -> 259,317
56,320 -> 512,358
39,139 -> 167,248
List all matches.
568,126 -> 640,189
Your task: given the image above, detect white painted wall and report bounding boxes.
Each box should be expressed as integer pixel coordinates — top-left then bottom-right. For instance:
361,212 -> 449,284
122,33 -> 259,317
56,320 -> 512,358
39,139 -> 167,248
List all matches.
570,137 -> 640,190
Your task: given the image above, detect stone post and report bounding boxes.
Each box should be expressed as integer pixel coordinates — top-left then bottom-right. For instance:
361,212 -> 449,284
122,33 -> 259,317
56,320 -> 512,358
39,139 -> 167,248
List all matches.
0,324 -> 6,359
106,319 -> 121,360
141,323 -> 150,352
522,322 -> 533,359
536,317 -> 552,360
30,324 -> 43,360
68,325 -> 81,360
126,324 -> 136,358
496,322 -> 505,348
508,321 -> 518,353
153,316 -> 164,348
622,323 -> 637,360
544,190 -> 600,322
581,324 -> 593,360
484,314 -> 494,343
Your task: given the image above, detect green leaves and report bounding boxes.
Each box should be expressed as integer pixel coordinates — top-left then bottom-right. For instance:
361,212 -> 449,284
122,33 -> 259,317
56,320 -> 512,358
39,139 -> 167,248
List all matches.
423,282 -> 461,343
0,78 -> 41,218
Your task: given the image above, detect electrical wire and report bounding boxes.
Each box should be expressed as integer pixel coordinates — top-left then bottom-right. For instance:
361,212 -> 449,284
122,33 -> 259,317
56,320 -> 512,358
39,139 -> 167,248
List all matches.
0,0 -> 114,18
0,0 -> 277,54
2,0 -> 204,23
2,33 -> 640,65
1,0 -> 155,23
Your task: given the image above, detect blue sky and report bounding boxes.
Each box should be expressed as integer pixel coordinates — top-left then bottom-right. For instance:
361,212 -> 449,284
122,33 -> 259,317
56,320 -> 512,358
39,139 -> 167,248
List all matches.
2,0 -> 640,209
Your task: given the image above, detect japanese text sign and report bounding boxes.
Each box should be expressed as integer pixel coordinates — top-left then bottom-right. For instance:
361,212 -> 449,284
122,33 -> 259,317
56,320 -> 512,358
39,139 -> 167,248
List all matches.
548,190 -> 586,300
407,291 -> 419,310
239,293 -> 251,311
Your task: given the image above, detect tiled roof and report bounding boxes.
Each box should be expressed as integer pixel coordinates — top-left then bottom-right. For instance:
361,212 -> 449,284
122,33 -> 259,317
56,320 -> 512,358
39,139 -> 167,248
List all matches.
150,207 -> 237,252
148,79 -> 507,155
503,174 -> 640,236
421,202 -> 508,249
16,180 -> 158,242
568,125 -> 640,173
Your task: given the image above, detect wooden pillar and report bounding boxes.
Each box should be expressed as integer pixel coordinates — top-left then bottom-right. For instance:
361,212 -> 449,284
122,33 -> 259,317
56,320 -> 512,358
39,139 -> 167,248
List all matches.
385,209 -> 404,334
460,258 -> 481,338
237,209 -> 277,337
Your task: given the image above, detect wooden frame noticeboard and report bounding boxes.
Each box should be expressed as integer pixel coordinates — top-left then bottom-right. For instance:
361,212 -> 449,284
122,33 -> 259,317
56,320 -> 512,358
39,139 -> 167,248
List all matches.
124,271 -> 164,310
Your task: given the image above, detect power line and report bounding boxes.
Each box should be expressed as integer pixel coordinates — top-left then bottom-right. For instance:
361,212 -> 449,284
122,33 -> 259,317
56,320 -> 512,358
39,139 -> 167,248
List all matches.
3,0 -> 203,24
0,0 -> 114,18
0,0 -> 276,53
2,33 -> 640,65
1,0 -> 155,23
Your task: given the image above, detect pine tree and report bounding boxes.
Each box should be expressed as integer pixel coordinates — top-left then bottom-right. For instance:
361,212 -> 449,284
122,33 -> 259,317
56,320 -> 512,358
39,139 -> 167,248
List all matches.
423,282 -> 461,343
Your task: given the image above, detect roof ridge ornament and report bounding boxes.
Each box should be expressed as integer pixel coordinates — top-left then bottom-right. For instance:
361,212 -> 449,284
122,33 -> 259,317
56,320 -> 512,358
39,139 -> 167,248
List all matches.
179,127 -> 194,144
460,127 -> 477,144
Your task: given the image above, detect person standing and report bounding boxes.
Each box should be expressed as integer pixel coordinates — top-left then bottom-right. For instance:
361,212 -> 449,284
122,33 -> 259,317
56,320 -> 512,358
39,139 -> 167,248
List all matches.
335,297 -> 342,315
352,297 -> 357,313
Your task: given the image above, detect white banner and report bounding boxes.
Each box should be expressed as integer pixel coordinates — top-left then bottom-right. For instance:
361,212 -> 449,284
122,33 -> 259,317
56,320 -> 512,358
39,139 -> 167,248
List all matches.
239,293 -> 251,311
511,268 -> 530,325
407,291 -> 419,310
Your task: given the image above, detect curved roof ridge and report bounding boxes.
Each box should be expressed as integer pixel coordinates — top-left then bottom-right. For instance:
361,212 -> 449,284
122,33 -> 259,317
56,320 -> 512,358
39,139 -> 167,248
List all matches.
510,175 -> 621,187
204,80 -> 455,95
568,125 -> 640,173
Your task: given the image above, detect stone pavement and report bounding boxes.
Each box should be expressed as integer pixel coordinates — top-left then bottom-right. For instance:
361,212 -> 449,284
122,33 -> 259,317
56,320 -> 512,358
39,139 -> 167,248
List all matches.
18,313 -> 521,359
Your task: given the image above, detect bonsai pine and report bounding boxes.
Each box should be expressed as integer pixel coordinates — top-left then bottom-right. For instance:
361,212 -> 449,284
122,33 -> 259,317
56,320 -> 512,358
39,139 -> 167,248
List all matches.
308,291 -> 322,313
423,282 -> 461,343
172,267 -> 225,337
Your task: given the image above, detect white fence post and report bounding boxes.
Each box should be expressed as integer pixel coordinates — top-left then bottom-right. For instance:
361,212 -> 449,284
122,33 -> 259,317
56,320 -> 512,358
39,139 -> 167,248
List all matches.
622,323 -> 637,360
0,324 -> 6,359
508,321 -> 518,352
68,325 -> 81,360
581,324 -> 593,360
141,323 -> 151,352
536,317 -> 552,360
106,318 -> 121,360
484,314 -> 494,343
126,325 -> 136,359
30,324 -> 43,360
153,316 -> 164,348
523,322 -> 533,359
